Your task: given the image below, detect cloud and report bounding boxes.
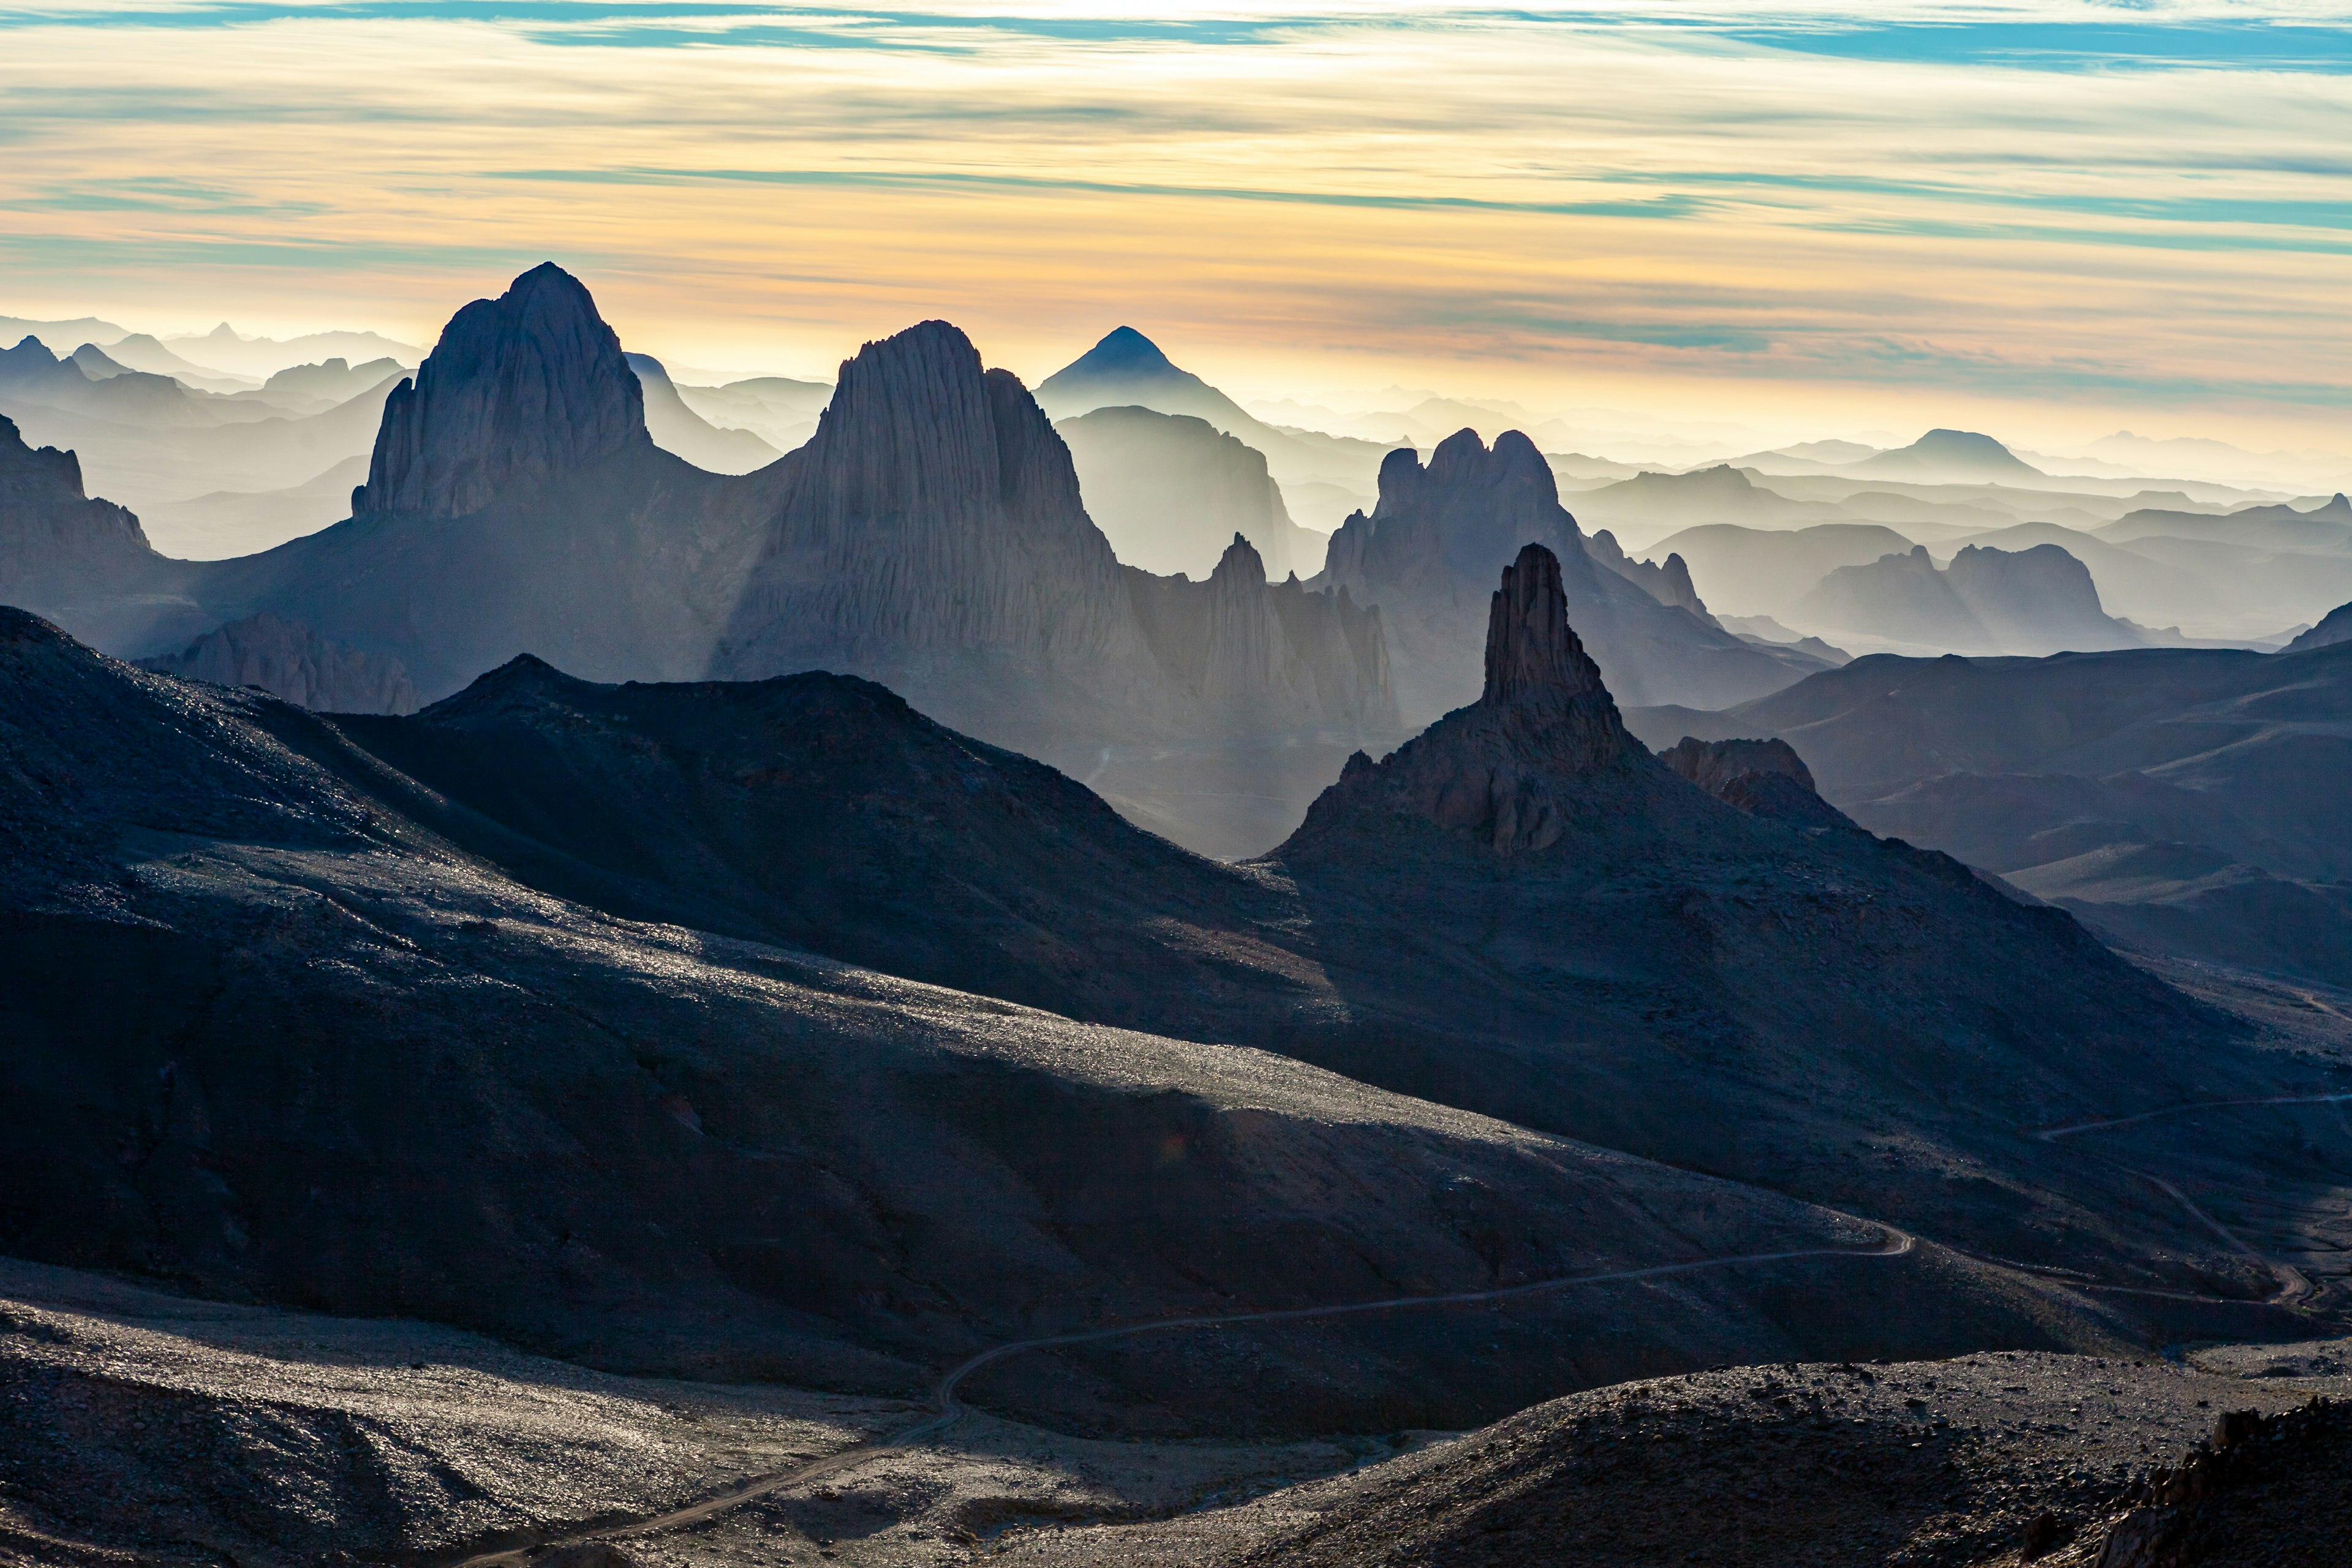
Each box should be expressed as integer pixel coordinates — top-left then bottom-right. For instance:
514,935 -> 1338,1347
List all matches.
4,0 -> 2350,438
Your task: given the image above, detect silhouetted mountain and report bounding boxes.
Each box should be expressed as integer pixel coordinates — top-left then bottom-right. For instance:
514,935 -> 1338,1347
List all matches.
1798,541 -> 2139,654
1,342 -> 403,529
1640,640 -> 2352,984
671,372 -> 831,452
1037,326 -> 1254,432
0,413 -> 173,647
96,331 -> 252,390
1569,464 -> 1818,531
1,336 -> 213,427
1585,528 -> 1714,622
139,611 -> 418,714
1057,404 -> 1327,580
1316,431 -> 1834,720
2,268 -> 1396,859
353,263 -> 654,517
1261,545 -> 2295,1300
1034,326 -> 1390,506
1649,522 -> 1921,620
1848,429 -> 2044,483
158,321 -> 421,380
2287,598 -> 2352,652
246,356 -> 410,411
624,352 -> 783,474
2099,491 -> 2352,551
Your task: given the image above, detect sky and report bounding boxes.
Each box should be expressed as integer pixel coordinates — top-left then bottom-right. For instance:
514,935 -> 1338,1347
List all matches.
6,0 -> 2352,452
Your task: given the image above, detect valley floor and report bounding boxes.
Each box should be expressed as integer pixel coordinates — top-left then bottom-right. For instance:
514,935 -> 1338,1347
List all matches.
4,1248 -> 2349,1568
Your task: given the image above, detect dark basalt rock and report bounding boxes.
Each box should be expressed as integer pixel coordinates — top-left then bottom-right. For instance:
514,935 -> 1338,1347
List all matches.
1292,544 -> 1642,854
1660,734 -> 1850,827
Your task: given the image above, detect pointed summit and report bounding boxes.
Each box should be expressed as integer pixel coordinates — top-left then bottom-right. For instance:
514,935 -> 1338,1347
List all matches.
1284,543 -> 1637,856
351,262 -> 647,518
1064,326 -> 1178,377
1033,323 -> 1259,435
1482,541 -> 1607,706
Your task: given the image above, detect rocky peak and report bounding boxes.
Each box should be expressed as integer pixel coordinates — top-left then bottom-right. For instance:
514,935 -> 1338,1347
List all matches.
1482,542 -> 1607,706
350,262 -> 647,518
1283,544 -> 1640,857
790,320 -> 1088,530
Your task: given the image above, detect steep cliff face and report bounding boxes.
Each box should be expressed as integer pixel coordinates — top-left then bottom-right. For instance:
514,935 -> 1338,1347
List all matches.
1121,535 -> 1394,734
0,415 -> 184,649
718,322 -> 1370,750
189,266 -> 743,697
1317,430 -> 1823,719
350,263 -> 650,518
138,612 -> 420,714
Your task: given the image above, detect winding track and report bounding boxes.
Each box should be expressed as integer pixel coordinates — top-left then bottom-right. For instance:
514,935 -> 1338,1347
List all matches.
2032,1091 -> 2352,1306
447,1225 -> 1914,1566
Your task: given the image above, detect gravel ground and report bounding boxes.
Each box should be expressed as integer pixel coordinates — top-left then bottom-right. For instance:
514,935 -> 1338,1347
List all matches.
987,1346 -> 2352,1568
0,1257 -> 895,1566
5,1251 -> 2348,1568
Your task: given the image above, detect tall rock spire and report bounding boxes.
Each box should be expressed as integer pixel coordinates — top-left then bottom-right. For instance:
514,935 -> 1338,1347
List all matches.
1482,542 -> 1607,706
1282,543 -> 1638,856
351,263 -> 647,518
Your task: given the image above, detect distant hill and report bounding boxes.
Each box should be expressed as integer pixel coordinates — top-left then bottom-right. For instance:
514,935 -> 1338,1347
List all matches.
159,322 -> 422,380
624,352 -> 783,474
1648,522 -> 1920,619
1796,541 -> 2139,655
1846,429 -> 2045,483
1057,404 -> 1326,581
1633,638 -> 2352,984
2097,491 -> 2352,551
1567,464 -> 1821,532
1033,326 -> 1391,516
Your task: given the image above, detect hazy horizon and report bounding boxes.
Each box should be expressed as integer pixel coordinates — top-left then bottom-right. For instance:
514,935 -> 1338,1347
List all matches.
7,1 -> 2352,453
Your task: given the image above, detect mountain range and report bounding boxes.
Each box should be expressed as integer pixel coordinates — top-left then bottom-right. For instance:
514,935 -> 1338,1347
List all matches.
8,539 -> 2328,1420
1632,633 -> 2352,985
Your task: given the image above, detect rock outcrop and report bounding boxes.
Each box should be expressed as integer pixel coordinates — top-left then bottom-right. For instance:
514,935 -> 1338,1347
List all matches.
352,263 -> 650,517
1316,430 -> 1826,719
138,612 -> 420,714
1121,534 -> 1393,734
1658,735 -> 1848,827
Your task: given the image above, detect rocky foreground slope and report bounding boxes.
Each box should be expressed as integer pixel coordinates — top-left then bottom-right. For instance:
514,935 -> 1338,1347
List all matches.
5,1243 -> 2342,1566
3,603 -> 2032,1442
